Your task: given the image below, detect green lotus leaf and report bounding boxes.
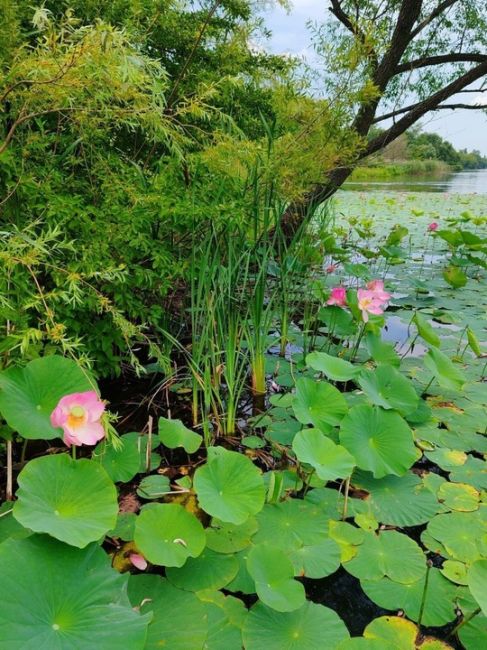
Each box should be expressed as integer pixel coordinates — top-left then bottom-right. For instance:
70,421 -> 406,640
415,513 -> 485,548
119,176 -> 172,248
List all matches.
339,405 -> 417,478
166,548 -> 239,592
243,600 -> 349,650
424,347 -> 466,391
136,474 -> 171,499
443,265 -> 467,288
108,512 -> 136,541
225,547 -> 256,595
193,447 -> 265,525
197,590 -> 247,650
292,377 -> 348,432
358,365 -> 419,416
413,312 -> 441,348
205,517 -> 258,554
437,481 -> 479,512
362,569 -> 457,627
158,417 -> 202,453
13,454 -> 118,548
306,351 -> 360,382
292,429 -> 355,482
289,538 -> 341,579
128,575 -> 207,650
344,530 -> 426,584
449,457 -> 487,491
134,503 -> 205,567
247,544 -> 305,612
0,501 -> 31,544
0,355 -> 95,440
365,332 -> 400,367
0,535 -> 149,649
468,560 -> 487,616
426,511 -> 487,563
329,520 -> 365,563
351,471 -> 441,527
94,432 -> 142,483
364,616 -> 453,649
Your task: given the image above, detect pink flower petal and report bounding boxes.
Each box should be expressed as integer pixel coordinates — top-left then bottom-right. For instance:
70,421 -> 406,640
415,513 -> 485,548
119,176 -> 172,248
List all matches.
129,554 -> 148,571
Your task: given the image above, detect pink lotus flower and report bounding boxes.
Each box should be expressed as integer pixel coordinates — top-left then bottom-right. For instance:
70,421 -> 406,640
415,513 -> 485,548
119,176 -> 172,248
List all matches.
51,391 -> 105,447
327,287 -> 347,307
365,279 -> 391,304
427,222 -> 439,232
129,553 -> 148,571
357,289 -> 385,323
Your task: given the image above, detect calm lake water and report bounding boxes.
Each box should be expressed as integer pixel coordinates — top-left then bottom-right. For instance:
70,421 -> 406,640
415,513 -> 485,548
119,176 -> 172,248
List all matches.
343,168 -> 487,194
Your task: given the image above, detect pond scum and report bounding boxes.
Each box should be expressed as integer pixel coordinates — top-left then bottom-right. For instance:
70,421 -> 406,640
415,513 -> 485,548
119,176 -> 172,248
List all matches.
0,190 -> 486,649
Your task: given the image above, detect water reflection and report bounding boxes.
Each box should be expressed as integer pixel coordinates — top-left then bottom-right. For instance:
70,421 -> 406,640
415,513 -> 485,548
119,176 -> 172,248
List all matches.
343,168 -> 487,194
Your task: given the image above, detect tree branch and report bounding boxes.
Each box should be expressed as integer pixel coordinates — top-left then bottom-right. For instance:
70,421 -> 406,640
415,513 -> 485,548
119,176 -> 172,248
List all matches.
395,53 -> 487,75
410,0 -> 460,39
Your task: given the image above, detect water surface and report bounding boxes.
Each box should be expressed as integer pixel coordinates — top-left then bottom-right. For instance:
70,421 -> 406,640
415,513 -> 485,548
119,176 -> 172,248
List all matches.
343,168 -> 487,194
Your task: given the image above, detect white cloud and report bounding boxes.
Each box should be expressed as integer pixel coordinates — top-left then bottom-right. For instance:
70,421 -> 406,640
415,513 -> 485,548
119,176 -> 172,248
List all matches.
471,94 -> 487,106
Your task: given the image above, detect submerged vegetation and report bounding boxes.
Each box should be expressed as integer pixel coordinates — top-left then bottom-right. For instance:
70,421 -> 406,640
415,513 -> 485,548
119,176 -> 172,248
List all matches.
1,1 -> 487,649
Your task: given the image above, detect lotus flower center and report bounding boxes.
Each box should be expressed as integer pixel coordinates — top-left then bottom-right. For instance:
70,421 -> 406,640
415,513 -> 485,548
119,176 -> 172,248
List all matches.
67,405 -> 86,428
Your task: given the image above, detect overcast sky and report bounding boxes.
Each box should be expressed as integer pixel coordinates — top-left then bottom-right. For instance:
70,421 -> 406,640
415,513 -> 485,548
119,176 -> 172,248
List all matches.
263,2 -> 487,154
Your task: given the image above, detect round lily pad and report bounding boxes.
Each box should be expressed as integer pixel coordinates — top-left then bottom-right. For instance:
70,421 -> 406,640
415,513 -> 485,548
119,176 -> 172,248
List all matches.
158,417 -> 202,453
351,471 -> 441,526
197,591 -> 246,650
306,351 -> 360,382
166,548 -> 239,592
193,447 -> 265,525
449,457 -> 487,491
441,560 -> 469,585
344,530 -> 426,584
339,405 -> 417,478
364,616 -> 453,649
292,429 -> 355,482
128,575 -> 207,650
0,356 -> 96,440
247,544 -> 305,612
292,377 -> 348,432
134,503 -> 205,567
243,601 -> 350,650
437,482 -> 479,512
358,365 -> 419,416
94,433 -> 142,483
362,569 -> 457,627
205,517 -> 258,554
0,535 -> 149,649
426,511 -> 487,563
13,454 -> 118,548
468,560 -> 487,616
289,538 -> 341,579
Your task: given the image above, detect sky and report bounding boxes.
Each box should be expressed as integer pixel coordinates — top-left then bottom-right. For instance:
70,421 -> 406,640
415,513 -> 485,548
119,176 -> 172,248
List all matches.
262,1 -> 487,154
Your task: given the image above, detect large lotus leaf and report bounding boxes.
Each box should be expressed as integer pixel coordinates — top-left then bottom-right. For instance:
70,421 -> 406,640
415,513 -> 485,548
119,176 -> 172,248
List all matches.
13,454 -> 118,548
289,538 -> 341,579
344,530 -> 426,584
94,432 -> 142,483
339,405 -> 417,478
351,471 -> 441,526
225,548 -> 256,595
193,447 -> 265,525
0,535 -> 149,649
426,511 -> 487,563
292,377 -> 348,432
134,503 -> 205,567
166,548 -> 238,592
358,365 -> 419,416
424,347 -> 466,391
0,356 -> 96,440
197,590 -> 246,650
363,616 -> 453,649
437,482 -> 479,512
306,351 -> 360,382
413,312 -> 441,348
205,517 -> 258,554
449,457 -> 487,491
361,569 -> 457,627
254,499 -> 331,550
247,544 -> 305,612
243,601 -> 350,650
158,417 -> 202,453
459,612 -> 487,650
128,575 -> 207,650
468,560 -> 487,616
0,502 -> 31,544
292,429 -> 355,482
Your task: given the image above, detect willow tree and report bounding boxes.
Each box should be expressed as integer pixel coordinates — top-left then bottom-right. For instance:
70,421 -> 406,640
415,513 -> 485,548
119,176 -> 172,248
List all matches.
281,0 -> 487,236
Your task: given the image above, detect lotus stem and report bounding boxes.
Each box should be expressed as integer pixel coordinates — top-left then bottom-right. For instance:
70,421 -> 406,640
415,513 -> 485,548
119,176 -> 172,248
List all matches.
6,440 -> 13,501
145,415 -> 153,473
447,606 -> 481,640
418,560 -> 432,627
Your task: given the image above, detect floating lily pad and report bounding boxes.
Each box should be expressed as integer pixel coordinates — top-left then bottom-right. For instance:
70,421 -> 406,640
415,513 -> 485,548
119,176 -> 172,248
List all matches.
193,447 -> 265,525
293,377 -> 348,432
13,454 -> 118,548
0,535 -> 149,649
292,429 -> 355,482
136,474 -> 171,499
158,417 -> 202,454
329,520 -> 365,562
134,503 -> 205,567
441,560 -> 469,585
449,457 -> 487,491
94,433 -> 142,483
426,511 -> 487,563
289,538 -> 341,578
108,513 -> 137,541
0,356 -> 96,440
437,482 -> 479,512
205,517 -> 258,554
197,590 -> 246,650
468,560 -> 487,616
339,405 -> 417,478
363,616 -> 453,649
344,530 -> 426,584
247,544 -> 305,612
243,601 -> 349,650
128,575 -> 207,650
166,548 -> 238,592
